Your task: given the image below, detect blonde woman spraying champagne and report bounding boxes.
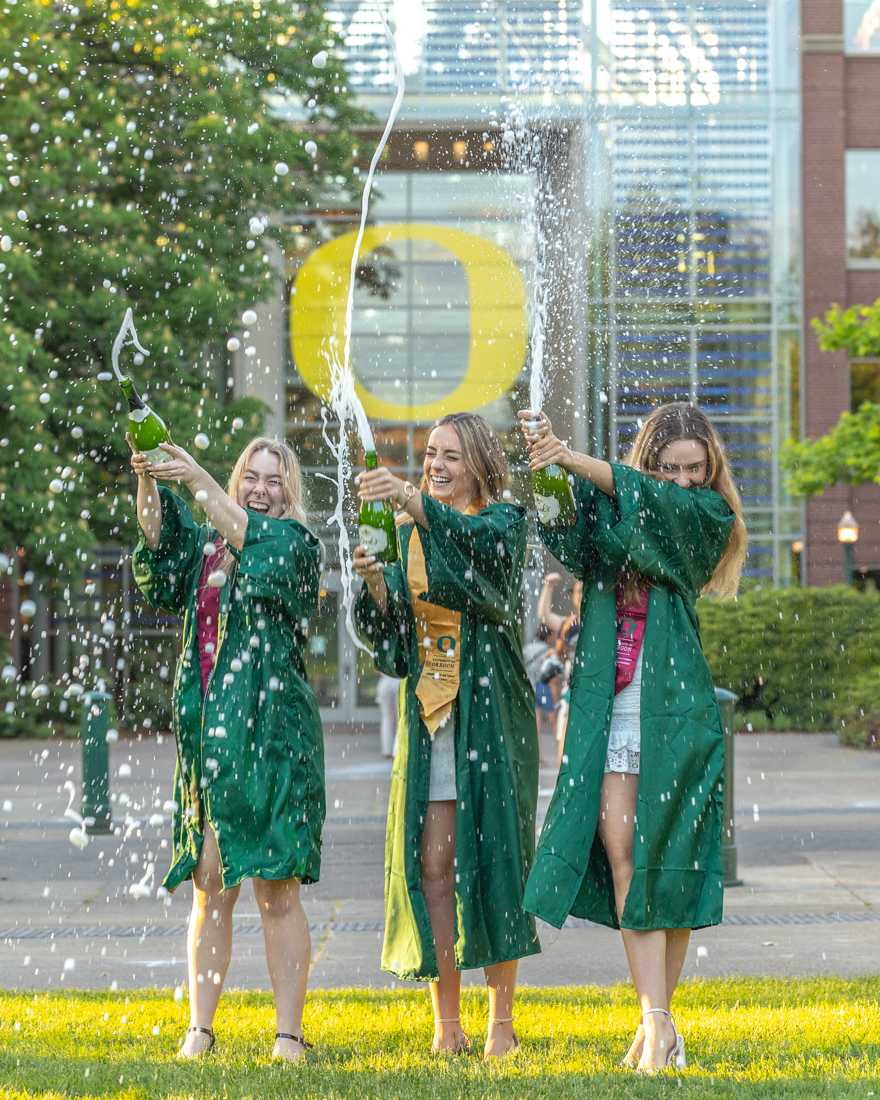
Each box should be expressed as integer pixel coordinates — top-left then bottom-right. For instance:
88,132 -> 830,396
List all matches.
353,413 -> 539,1059
519,403 -> 746,1073
130,436 -> 324,1063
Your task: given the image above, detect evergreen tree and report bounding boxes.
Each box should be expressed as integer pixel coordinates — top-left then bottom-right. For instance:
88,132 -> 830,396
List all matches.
0,0 -> 366,575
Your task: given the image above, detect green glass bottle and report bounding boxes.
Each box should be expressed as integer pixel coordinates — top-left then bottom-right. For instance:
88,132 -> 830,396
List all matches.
119,376 -> 172,463
532,463 -> 577,527
358,450 -> 398,563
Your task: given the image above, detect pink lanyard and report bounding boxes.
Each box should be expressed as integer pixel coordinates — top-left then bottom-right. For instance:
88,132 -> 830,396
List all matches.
614,587 -> 648,695
196,544 -> 225,694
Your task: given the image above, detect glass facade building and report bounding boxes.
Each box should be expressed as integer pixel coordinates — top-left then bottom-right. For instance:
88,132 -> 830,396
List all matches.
271,1 -> 804,715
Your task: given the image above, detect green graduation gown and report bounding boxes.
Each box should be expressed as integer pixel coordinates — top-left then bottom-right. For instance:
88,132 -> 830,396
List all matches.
355,496 -> 540,981
523,463 -> 735,932
132,487 -> 325,892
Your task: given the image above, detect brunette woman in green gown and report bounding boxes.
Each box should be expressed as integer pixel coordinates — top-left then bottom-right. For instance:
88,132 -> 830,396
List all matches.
519,403 -> 747,1073
131,436 -> 324,1063
353,413 -> 539,1059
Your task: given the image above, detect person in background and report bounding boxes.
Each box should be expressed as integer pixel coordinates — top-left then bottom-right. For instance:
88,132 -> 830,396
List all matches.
375,671 -> 402,758
537,573 -> 582,767
523,623 -> 559,766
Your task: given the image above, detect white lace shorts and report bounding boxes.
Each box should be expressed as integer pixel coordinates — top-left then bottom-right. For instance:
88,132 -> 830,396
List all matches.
428,719 -> 457,801
605,652 -> 642,775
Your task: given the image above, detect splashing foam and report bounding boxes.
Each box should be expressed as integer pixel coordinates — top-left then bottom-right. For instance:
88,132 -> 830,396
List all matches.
322,4 -> 404,657
110,307 -> 150,382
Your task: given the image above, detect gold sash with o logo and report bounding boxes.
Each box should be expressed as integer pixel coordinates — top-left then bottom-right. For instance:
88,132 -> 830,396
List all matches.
405,504 -> 480,737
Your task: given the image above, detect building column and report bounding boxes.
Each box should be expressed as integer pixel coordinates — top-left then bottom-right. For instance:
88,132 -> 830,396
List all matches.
232,236 -> 288,439
538,121 -> 590,453
801,6 -> 849,584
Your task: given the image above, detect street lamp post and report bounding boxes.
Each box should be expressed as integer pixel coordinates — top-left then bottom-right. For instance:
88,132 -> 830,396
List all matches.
837,511 -> 859,585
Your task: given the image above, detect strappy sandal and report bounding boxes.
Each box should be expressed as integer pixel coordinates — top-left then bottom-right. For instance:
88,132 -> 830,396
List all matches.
430,1017 -> 472,1056
636,1008 -> 686,1074
177,1025 -> 215,1059
273,1032 -> 313,1062
483,1016 -> 519,1061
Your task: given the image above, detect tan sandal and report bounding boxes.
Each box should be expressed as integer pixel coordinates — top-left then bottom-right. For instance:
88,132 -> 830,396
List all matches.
177,1025 -> 215,1059
272,1031 -> 312,1063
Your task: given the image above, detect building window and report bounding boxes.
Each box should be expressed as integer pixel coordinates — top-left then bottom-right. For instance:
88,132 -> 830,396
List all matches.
846,1 -> 880,52
846,151 -> 880,267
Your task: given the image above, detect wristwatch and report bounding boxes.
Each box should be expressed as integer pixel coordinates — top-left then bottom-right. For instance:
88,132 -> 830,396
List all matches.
398,481 -> 417,509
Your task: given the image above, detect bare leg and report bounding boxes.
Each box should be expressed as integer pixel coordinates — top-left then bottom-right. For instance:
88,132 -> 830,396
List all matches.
555,701 -> 569,768
598,773 -> 675,1071
666,928 -> 691,999
421,800 -> 466,1052
180,826 -> 240,1057
252,876 -> 311,1062
484,960 -> 518,1057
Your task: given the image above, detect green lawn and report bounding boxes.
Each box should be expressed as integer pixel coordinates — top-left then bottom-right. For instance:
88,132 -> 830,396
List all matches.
1,979 -> 878,1099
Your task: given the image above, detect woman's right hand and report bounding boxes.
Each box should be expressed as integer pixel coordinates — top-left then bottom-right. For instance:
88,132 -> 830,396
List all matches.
127,433 -> 152,479
517,409 -> 572,471
353,544 -> 384,582
353,544 -> 388,610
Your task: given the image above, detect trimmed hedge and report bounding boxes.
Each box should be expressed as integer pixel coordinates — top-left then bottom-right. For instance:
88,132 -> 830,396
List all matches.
699,585 -> 880,739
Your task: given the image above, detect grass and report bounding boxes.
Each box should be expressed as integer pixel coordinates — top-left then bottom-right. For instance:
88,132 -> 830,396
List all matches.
0,979 -> 878,1099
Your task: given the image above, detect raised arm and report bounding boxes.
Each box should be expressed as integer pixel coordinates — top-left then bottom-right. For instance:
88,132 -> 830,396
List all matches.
129,437 -> 162,550
131,486 -> 204,614
141,442 -> 248,550
604,464 -> 735,596
537,574 -> 567,635
518,409 -> 615,496
415,498 -> 526,623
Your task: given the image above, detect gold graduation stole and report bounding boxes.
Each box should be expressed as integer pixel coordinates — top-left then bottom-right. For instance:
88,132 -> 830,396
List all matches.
405,504 -> 480,738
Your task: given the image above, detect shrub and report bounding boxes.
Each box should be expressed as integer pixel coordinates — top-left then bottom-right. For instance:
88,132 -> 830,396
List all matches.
698,586 -> 880,731
829,667 -> 880,749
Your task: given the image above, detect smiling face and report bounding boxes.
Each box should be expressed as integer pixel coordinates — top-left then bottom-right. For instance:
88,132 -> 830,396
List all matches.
236,448 -> 286,517
655,438 -> 709,489
422,423 -> 479,512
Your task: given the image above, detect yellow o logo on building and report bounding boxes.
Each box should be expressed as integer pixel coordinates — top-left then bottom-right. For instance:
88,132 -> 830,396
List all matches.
290,224 -> 527,422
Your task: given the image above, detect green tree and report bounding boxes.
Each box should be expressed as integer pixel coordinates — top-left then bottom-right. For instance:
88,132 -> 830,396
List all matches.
0,0 -> 366,576
781,298 -> 880,496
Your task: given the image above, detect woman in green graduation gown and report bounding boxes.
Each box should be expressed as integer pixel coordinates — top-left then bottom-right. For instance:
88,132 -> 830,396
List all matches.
353,412 -> 539,1059
518,403 -> 747,1073
130,435 -> 324,1063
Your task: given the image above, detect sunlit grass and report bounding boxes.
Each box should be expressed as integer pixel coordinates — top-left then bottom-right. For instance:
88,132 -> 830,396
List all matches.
1,979 -> 877,1098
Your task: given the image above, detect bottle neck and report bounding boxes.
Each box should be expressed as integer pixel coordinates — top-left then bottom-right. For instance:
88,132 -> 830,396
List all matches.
120,376 -> 144,411
364,450 -> 378,471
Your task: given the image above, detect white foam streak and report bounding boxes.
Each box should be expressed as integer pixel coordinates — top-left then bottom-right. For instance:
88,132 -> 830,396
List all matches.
111,307 -> 150,382
324,2 -> 405,657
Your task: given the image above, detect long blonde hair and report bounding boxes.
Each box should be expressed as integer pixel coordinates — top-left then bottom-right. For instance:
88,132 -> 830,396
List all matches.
227,436 -> 307,523
625,403 -> 747,598
419,412 -> 509,509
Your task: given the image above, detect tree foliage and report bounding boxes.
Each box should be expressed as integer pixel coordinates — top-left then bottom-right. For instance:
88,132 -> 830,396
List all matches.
0,0 -> 366,576
782,298 -> 880,496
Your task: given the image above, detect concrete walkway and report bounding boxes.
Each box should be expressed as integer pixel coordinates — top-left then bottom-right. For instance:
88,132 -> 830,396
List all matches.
0,730 -> 878,991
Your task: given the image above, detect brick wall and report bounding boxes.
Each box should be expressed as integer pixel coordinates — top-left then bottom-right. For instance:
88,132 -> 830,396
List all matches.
801,1 -> 880,584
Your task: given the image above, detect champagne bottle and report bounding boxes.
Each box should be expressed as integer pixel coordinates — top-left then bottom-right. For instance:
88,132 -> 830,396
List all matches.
526,417 -> 576,526
358,450 -> 398,563
120,376 -> 172,463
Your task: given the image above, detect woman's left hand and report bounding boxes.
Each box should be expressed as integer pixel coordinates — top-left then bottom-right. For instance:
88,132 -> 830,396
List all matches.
517,410 -> 573,472
356,465 -> 407,507
145,442 -> 204,488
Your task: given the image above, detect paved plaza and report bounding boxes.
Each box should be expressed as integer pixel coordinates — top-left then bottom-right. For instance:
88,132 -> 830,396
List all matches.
0,730 -> 878,991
